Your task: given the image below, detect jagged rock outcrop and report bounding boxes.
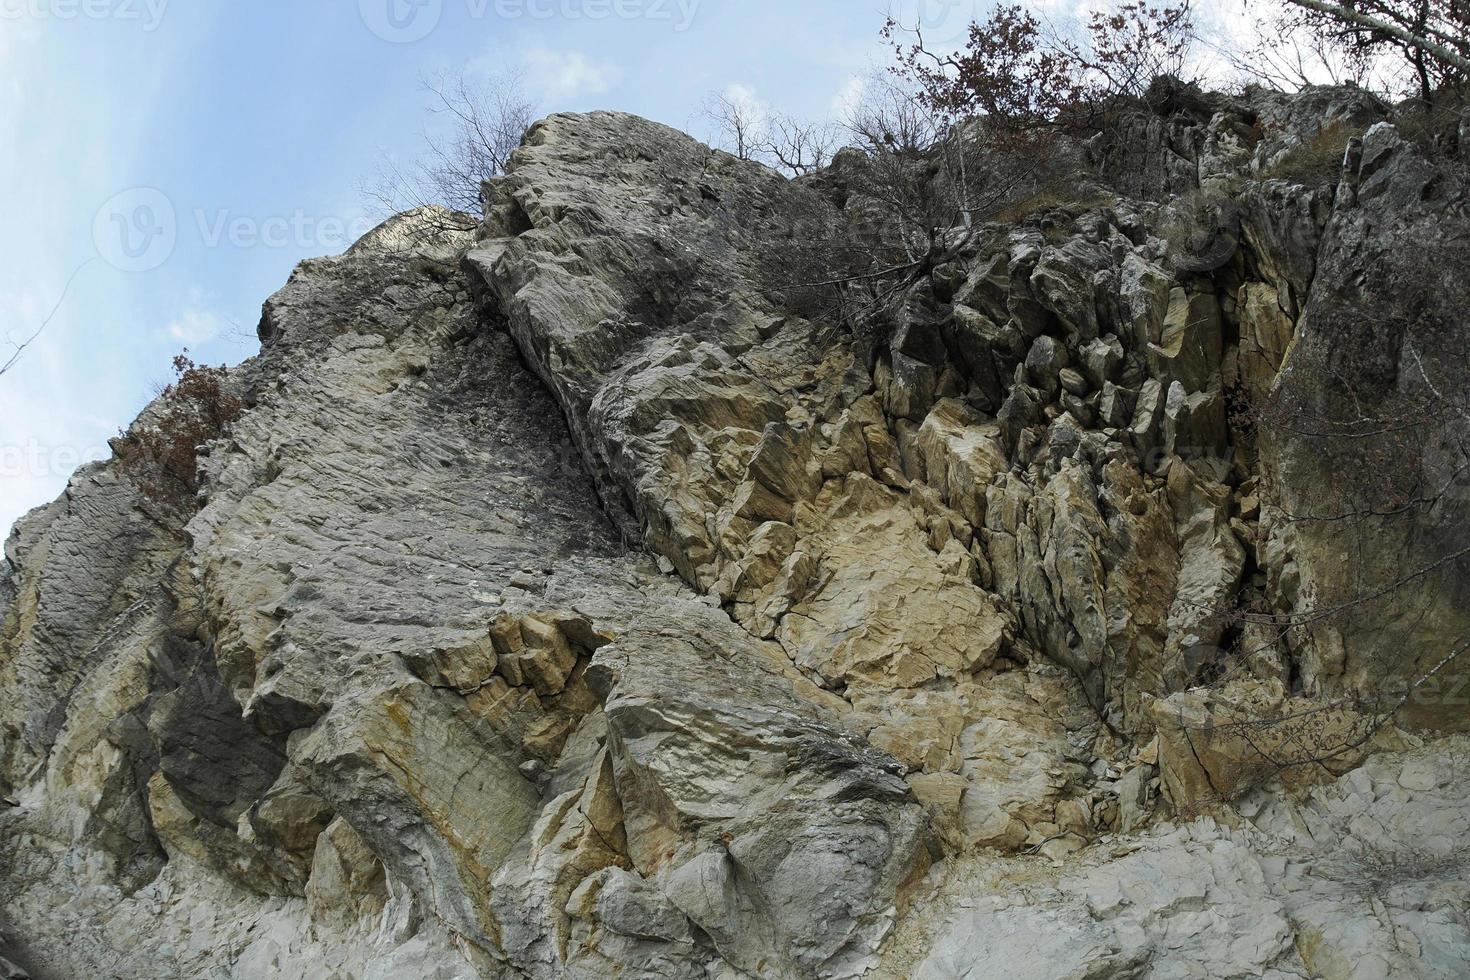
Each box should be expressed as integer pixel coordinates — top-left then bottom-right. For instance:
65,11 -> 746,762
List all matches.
898,737 -> 1470,979
3,87 -> 1468,978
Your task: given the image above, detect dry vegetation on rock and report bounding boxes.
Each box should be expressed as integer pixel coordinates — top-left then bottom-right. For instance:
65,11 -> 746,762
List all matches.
3,3 -> 1470,977
112,353 -> 243,511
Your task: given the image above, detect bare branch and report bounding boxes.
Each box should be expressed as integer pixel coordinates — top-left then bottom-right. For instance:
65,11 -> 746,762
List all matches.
762,113 -> 840,176
363,68 -> 535,225
1282,0 -> 1470,77
702,91 -> 764,161
0,258 -> 97,382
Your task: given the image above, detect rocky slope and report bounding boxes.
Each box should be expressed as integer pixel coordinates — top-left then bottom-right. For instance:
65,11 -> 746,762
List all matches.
2,85 -> 1468,978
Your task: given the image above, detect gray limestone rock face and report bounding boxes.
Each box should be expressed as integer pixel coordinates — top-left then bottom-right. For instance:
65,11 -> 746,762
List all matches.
0,463 -> 182,793
905,739 -> 1470,980
1257,123 -> 1470,731
4,84 -> 1470,980
2,195 -> 929,978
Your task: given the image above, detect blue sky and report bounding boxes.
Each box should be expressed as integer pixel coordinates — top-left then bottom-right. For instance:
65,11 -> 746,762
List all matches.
2,0 -> 990,535
0,0 -> 1263,535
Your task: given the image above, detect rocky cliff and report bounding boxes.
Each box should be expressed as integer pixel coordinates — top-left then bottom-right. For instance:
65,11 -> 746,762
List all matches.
2,86 -> 1469,979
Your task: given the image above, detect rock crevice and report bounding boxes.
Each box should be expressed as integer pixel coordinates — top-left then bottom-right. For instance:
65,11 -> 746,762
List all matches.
2,89 -> 1468,978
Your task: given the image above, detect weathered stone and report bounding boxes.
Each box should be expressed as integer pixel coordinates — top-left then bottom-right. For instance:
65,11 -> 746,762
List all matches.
1128,377 -> 1166,455
1098,381 -> 1135,429
1113,763 -> 1156,833
1149,287 -> 1223,392
1024,335 -> 1068,394
1119,251 -> 1173,349
1233,281 -> 1297,402
6,87 -> 1470,980
1162,380 -> 1228,462
910,400 -> 1007,528
1079,334 -> 1124,389
1030,239 -> 1109,341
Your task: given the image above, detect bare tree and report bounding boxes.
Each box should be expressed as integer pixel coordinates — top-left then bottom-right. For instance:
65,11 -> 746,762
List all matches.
703,93 -> 839,177
779,115 -> 1070,358
756,64 -> 1090,352
1280,0 -> 1470,103
821,64 -> 1085,281
842,71 -> 942,156
420,68 -> 536,212
365,68 -> 536,227
1208,2 -> 1469,110
0,328 -> 44,381
1213,3 -> 1379,91
884,1 -> 1196,137
702,91 -> 764,162
762,113 -> 840,176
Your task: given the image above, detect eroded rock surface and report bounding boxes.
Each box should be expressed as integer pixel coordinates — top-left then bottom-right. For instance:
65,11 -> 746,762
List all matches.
3,90 -> 1468,978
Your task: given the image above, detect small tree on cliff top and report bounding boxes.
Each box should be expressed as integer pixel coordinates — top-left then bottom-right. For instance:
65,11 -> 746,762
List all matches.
702,90 -> 840,177
366,68 -> 536,225
883,1 -> 1195,138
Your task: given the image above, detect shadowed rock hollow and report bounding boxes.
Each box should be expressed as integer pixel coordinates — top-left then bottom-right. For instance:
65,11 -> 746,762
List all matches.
3,92 -> 1469,978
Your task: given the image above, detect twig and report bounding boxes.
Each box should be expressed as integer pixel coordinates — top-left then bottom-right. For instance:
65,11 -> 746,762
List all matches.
0,257 -> 98,380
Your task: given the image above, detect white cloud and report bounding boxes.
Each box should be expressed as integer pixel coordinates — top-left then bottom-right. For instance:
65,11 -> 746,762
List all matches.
831,75 -> 865,121
166,308 -> 224,344
523,47 -> 623,104
159,291 -> 227,345
721,82 -> 770,128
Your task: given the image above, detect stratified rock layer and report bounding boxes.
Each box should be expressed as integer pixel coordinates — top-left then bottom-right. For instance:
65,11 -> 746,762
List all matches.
3,89 -> 1468,978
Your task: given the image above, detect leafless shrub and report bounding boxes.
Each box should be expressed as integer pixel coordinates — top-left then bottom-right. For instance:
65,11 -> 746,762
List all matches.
364,68 -> 535,234
1279,0 -> 1470,105
763,113 -> 840,176
1331,838 -> 1464,899
113,353 -> 243,511
842,71 -> 942,156
755,70 -> 1092,351
883,1 -> 1196,139
1220,3 -> 1381,90
702,90 -> 764,162
702,92 -> 839,177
